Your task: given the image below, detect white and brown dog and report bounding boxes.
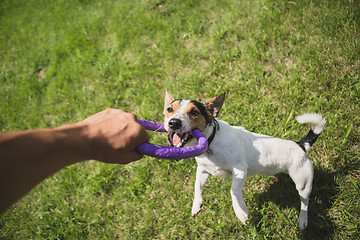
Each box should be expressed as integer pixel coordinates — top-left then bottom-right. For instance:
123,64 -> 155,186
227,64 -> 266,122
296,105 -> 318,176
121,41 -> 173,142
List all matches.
163,90 -> 326,230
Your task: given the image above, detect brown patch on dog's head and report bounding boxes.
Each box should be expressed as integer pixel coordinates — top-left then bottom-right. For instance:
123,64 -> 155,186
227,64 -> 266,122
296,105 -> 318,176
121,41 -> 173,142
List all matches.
164,100 -> 181,119
185,102 -> 207,132
164,90 -> 181,120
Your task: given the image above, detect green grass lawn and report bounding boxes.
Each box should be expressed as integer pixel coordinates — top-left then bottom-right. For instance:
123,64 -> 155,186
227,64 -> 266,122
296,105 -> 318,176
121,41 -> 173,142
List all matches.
1,0 -> 359,239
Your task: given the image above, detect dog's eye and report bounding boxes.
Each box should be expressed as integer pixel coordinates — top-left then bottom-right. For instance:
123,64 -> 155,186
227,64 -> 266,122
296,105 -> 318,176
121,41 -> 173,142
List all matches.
190,109 -> 199,116
167,107 -> 173,113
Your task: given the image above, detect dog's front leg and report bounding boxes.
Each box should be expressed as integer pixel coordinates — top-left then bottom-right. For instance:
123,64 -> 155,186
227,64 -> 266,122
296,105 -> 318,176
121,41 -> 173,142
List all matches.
192,165 -> 210,216
231,167 -> 249,224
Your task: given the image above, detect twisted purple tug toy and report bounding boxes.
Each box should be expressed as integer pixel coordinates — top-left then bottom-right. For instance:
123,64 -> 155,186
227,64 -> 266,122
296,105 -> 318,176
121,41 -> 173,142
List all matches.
135,119 -> 208,160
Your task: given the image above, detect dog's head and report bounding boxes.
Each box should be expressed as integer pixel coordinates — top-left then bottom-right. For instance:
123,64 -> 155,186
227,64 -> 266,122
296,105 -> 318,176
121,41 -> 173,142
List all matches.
163,90 -> 225,147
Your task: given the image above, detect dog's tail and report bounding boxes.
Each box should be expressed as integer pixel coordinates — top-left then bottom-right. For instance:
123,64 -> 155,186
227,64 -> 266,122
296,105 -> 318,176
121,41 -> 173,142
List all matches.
296,113 -> 326,152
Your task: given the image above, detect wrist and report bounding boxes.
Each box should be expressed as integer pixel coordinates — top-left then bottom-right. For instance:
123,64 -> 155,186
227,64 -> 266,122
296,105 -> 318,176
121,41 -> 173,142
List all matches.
52,123 -> 91,164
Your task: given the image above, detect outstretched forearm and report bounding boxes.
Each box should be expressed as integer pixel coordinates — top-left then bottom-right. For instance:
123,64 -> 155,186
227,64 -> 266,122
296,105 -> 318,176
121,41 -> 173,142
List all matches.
0,124 -> 88,213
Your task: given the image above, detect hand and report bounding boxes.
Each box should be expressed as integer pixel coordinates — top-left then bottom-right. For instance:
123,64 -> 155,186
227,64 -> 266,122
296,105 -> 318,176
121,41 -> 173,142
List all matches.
77,109 -> 150,164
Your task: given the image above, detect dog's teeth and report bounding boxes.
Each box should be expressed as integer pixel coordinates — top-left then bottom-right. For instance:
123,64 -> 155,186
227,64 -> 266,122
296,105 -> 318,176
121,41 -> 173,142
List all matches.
182,133 -> 189,142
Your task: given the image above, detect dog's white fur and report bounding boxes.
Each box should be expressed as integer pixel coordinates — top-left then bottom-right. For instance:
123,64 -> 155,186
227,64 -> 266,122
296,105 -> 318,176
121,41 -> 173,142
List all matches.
163,92 -> 326,230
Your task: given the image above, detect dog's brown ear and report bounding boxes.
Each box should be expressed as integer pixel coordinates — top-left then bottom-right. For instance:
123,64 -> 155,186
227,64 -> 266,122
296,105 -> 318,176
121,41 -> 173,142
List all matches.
205,93 -> 226,118
164,90 -> 175,113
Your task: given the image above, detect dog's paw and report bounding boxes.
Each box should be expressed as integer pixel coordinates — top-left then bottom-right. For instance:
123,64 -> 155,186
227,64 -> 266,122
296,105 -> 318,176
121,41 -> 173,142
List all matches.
239,213 -> 249,225
298,211 -> 308,230
191,201 -> 202,216
235,210 -> 249,225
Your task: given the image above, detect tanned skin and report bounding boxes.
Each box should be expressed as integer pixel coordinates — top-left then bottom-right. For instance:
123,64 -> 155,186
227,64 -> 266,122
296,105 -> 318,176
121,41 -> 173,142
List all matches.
0,109 -> 150,213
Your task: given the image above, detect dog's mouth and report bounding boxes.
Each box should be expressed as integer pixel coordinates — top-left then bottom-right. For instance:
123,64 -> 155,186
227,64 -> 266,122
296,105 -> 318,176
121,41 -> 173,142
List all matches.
168,131 -> 194,147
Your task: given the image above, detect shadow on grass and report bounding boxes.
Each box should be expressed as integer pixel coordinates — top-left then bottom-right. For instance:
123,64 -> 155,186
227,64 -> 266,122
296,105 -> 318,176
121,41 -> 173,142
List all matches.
251,168 -> 339,239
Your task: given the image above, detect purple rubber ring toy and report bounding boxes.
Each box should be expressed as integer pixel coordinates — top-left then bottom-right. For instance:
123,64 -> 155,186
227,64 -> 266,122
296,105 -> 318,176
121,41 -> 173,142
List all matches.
135,119 -> 208,160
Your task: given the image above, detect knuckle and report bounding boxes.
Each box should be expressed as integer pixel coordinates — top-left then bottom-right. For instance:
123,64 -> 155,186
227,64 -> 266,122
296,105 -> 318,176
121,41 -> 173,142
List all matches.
126,112 -> 137,121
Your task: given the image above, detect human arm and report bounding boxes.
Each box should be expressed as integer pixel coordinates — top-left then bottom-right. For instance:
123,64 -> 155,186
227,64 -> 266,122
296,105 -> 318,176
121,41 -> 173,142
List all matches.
0,108 -> 150,213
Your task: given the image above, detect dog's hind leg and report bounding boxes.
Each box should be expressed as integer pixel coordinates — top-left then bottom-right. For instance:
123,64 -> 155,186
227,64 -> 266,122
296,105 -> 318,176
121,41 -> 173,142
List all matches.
289,158 -> 314,230
231,166 -> 249,224
192,165 -> 210,216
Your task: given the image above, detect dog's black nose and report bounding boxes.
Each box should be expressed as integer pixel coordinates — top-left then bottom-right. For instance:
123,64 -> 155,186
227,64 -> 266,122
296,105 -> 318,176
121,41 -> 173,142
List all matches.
169,119 -> 182,130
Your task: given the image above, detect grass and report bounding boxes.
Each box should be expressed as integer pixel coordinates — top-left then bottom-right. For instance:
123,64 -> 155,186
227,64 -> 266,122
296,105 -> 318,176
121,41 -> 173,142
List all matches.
0,0 -> 359,239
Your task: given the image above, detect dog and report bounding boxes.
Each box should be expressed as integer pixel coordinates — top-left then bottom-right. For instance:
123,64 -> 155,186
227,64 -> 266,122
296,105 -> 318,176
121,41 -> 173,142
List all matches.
163,90 -> 326,230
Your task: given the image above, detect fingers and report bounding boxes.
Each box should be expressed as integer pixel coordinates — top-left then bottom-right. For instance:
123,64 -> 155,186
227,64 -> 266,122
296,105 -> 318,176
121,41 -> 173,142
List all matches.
116,151 -> 144,165
115,113 -> 150,164
126,117 -> 150,150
